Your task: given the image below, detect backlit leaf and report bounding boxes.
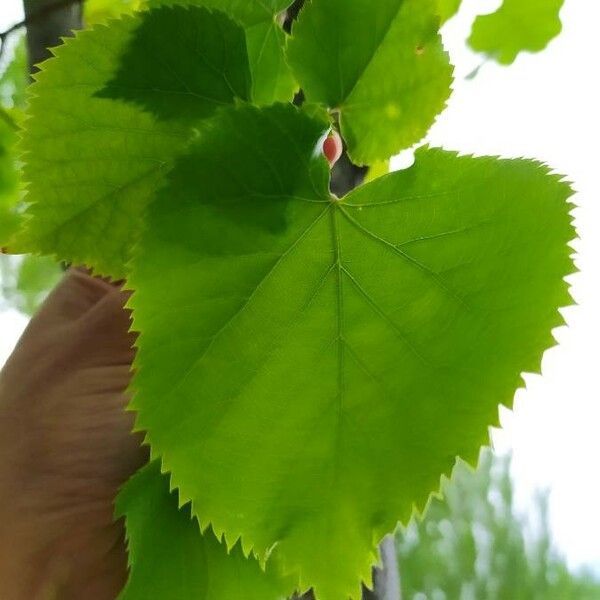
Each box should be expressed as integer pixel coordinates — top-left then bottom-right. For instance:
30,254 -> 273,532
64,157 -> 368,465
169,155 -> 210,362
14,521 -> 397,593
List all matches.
129,104 -> 574,599
286,0 -> 453,164
15,6 -> 252,277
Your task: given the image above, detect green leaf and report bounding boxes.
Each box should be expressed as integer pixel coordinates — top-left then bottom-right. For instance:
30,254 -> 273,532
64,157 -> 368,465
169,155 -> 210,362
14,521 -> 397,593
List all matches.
468,0 -> 564,65
15,7 -> 256,277
286,0 -> 453,165
116,461 -> 292,600
147,0 -> 297,104
99,6 -> 252,121
129,104 -> 574,599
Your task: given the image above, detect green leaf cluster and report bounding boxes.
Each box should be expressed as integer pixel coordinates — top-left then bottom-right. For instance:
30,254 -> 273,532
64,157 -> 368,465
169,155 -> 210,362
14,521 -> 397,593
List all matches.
10,2 -> 576,598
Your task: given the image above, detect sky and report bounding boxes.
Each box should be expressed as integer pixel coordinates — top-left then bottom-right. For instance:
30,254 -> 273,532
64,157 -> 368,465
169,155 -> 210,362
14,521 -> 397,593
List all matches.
0,0 -> 599,573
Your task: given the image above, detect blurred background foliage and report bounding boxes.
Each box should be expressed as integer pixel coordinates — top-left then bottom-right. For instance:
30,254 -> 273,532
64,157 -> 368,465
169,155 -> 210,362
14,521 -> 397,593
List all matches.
397,450 -> 600,599
0,31 -> 61,316
0,0 -> 143,316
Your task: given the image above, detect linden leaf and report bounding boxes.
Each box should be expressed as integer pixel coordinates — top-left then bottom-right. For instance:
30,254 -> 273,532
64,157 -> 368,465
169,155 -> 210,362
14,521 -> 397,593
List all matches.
15,6 -> 252,278
129,104 -> 574,599
117,462 -> 293,600
147,0 -> 297,104
469,0 -> 564,65
286,0 -> 453,165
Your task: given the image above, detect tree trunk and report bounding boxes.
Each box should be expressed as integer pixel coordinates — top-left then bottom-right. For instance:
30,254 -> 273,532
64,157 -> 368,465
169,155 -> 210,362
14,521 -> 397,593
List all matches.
23,0 -> 83,73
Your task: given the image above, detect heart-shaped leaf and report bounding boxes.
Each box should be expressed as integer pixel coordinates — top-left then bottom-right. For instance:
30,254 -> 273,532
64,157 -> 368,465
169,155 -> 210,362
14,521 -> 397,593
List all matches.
129,104 -> 574,599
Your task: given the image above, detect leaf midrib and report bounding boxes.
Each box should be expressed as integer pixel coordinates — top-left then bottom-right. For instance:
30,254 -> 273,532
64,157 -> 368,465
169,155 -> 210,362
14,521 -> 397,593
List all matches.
156,204 -> 332,407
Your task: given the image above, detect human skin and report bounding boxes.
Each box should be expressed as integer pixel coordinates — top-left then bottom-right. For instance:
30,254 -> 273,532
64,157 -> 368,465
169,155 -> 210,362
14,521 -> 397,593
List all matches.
0,269 -> 147,599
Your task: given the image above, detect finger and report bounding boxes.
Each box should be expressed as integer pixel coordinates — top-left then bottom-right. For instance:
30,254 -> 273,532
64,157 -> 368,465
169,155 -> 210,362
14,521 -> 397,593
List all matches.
42,268 -> 116,320
72,283 -> 137,368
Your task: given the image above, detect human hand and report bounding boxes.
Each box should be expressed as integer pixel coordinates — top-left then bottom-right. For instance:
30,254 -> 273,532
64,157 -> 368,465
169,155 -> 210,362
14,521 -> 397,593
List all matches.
0,269 -> 147,599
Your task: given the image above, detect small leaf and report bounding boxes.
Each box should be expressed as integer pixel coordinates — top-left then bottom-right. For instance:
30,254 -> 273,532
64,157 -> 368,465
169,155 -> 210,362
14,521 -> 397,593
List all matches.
14,6 -> 252,278
286,0 -> 453,164
117,461 -> 292,600
129,104 -> 574,599
469,0 -> 564,65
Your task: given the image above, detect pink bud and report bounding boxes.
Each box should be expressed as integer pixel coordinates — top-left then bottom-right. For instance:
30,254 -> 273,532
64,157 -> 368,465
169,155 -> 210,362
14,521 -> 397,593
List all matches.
322,131 -> 343,166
